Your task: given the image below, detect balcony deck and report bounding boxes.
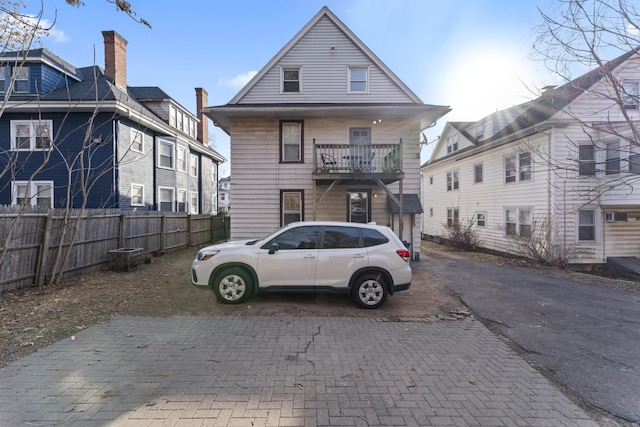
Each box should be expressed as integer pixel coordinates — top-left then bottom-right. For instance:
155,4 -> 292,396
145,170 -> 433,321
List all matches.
312,143 -> 404,185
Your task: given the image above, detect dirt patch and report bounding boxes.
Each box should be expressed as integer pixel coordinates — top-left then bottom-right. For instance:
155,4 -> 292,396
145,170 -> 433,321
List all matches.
0,242 -> 464,369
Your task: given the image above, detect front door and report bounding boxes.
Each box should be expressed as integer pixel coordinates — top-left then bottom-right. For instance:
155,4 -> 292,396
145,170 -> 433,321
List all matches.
349,127 -> 371,171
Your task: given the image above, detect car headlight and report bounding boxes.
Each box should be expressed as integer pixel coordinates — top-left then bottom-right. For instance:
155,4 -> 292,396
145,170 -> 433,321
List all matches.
197,249 -> 220,261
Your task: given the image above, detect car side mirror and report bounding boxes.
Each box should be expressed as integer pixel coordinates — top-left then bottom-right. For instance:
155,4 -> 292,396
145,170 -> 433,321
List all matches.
268,242 -> 280,254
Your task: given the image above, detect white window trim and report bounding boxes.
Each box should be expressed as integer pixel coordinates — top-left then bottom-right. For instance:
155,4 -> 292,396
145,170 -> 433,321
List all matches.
13,66 -> 28,93
130,183 -> 145,206
504,152 -> 533,184
158,186 -> 175,212
12,180 -> 54,208
158,140 -> 175,170
130,129 -> 144,154
505,207 -> 533,237
189,190 -> 199,214
190,153 -> 198,177
446,170 -> 459,191
474,163 -> 483,184
281,66 -> 302,93
446,135 -> 459,154
577,208 -> 597,242
347,66 -> 369,94
177,146 -> 187,173
10,120 -> 53,151
475,212 -> 487,227
177,189 -> 187,212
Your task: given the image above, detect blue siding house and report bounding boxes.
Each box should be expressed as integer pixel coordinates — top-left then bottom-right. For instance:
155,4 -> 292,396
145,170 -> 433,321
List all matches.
0,31 -> 225,213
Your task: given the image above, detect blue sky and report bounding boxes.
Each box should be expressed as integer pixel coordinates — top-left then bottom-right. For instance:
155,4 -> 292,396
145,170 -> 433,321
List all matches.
30,0 -> 560,174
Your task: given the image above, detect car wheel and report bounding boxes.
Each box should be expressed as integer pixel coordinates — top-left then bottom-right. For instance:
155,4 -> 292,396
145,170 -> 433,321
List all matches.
351,272 -> 388,309
212,268 -> 253,304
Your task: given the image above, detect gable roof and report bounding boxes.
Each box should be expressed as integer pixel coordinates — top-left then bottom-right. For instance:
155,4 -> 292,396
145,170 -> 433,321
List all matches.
487,47 -> 640,143
230,6 -> 423,105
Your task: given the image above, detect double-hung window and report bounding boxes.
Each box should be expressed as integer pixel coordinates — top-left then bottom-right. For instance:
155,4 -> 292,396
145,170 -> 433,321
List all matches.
131,129 -> 144,153
281,190 -> 303,226
177,189 -> 187,212
578,209 -> 596,241
282,67 -> 300,93
348,67 -> 368,93
13,66 -> 28,93
623,81 -> 639,109
159,187 -> 174,212
629,143 -> 640,173
505,208 -> 532,237
177,146 -> 187,172
158,140 -> 174,169
190,153 -> 198,177
474,163 -> 483,183
189,191 -> 199,214
446,208 -> 459,227
475,212 -> 487,227
446,171 -> 459,191
12,181 -> 53,208
0,66 -> 5,92
505,152 -> 532,183
280,120 -> 303,162
11,120 -> 53,150
446,135 -> 459,154
578,144 -> 596,176
605,140 -> 620,175
130,184 -> 144,206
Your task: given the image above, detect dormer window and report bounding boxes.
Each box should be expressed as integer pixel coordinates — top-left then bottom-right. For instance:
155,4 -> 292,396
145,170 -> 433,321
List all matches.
348,67 -> 368,93
622,81 -> 639,109
13,66 -> 28,93
0,66 -> 5,92
282,67 -> 300,93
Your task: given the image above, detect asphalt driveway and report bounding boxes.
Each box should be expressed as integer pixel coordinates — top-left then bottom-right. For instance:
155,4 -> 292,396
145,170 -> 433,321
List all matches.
425,250 -> 640,425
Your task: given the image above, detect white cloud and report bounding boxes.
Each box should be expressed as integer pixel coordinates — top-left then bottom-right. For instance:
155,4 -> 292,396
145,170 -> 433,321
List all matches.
29,17 -> 70,43
218,71 -> 257,89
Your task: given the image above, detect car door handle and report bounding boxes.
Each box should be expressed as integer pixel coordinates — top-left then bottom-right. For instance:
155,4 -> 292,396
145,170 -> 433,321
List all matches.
304,254 -> 316,259
353,253 -> 365,258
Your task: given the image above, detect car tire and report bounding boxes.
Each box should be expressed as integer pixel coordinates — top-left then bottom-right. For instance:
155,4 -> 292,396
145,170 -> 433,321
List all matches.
211,267 -> 253,304
351,272 -> 388,309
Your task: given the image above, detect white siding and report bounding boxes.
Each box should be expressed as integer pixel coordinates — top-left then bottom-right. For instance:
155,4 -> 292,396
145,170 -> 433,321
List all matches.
237,16 -> 414,104
230,116 -> 422,243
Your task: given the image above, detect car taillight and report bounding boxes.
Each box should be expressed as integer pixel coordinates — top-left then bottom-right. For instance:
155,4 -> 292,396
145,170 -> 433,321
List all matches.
396,249 -> 410,261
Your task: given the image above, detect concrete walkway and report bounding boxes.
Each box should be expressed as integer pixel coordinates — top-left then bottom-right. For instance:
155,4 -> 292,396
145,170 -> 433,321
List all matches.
0,315 -> 597,426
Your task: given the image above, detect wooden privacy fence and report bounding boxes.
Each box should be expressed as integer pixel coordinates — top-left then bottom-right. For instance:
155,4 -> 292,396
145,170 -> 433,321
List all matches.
0,207 -> 230,293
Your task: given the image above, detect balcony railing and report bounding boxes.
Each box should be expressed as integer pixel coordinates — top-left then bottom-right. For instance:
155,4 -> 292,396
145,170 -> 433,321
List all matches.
313,141 -> 403,174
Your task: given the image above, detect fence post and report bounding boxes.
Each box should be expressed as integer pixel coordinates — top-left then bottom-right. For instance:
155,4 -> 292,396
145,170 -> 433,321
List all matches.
118,214 -> 125,248
34,212 -> 52,286
160,214 -> 166,251
188,214 -> 193,247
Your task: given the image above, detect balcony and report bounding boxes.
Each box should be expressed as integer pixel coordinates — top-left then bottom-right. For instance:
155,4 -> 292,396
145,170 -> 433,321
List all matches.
312,141 -> 404,185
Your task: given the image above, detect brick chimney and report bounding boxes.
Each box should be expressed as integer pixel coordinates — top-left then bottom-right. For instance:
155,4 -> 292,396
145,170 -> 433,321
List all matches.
102,30 -> 128,90
195,87 -> 209,145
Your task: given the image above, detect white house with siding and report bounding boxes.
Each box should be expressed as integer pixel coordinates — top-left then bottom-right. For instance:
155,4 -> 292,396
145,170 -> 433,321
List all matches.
204,6 -> 449,256
421,48 -> 640,268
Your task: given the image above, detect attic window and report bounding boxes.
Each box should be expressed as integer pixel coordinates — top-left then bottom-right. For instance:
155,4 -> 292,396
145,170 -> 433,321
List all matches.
348,67 -> 368,93
282,67 -> 300,93
446,135 -> 458,154
13,66 -> 28,93
622,81 -> 639,109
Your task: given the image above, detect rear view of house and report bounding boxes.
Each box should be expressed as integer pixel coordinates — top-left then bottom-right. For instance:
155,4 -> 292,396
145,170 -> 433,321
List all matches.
204,6 -> 449,254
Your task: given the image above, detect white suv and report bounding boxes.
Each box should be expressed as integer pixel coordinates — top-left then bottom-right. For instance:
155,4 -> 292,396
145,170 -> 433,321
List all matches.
191,221 -> 412,309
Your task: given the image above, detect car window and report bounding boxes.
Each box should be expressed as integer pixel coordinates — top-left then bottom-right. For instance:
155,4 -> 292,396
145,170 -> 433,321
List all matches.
261,226 -> 320,250
322,226 -> 360,249
361,228 -> 389,247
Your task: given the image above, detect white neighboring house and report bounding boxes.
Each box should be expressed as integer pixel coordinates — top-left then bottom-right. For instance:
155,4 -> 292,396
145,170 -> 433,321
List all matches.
422,48 -> 640,268
218,176 -> 231,214
204,6 -> 450,256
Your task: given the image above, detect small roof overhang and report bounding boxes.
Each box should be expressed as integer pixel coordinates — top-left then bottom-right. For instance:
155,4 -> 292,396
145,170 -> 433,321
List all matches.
388,193 -> 423,214
203,103 -> 451,135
